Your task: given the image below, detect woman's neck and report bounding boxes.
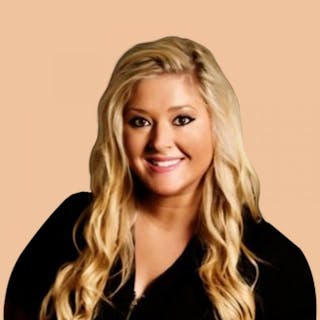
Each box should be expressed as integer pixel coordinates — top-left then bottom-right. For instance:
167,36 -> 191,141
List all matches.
135,189 -> 201,234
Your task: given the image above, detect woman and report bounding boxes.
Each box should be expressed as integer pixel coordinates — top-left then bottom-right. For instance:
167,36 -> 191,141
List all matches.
5,36 -> 316,320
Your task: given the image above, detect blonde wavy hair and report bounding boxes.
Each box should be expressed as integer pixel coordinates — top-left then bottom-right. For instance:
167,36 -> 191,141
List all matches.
40,36 -> 263,320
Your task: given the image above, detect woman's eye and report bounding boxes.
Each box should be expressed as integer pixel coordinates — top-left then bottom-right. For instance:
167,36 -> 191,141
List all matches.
173,115 -> 195,126
128,117 -> 150,127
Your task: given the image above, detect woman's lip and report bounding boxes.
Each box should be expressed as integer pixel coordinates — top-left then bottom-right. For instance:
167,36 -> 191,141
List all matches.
145,158 -> 184,173
146,156 -> 184,161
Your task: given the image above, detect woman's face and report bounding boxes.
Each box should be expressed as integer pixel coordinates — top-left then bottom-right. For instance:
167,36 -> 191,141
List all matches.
123,73 -> 215,197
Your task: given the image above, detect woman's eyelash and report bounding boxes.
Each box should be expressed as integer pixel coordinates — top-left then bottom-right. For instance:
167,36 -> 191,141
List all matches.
173,115 -> 195,126
128,117 -> 150,127
128,115 -> 195,128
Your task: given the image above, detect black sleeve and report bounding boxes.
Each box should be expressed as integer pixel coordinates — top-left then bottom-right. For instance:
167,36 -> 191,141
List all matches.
252,220 -> 317,320
4,192 -> 92,320
282,246 -> 316,319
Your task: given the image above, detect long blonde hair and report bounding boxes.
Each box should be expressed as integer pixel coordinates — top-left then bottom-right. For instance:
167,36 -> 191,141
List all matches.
40,36 -> 263,320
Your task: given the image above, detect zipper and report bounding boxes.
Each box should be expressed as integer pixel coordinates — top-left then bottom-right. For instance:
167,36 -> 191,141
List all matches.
125,290 -> 145,320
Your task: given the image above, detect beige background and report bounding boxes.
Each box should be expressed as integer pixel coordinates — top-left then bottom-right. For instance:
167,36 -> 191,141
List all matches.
1,1 -> 319,316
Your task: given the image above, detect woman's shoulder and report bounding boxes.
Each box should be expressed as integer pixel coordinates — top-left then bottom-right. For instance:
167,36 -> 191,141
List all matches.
4,191 -> 94,319
25,191 -> 93,247
242,213 -> 315,286
243,215 -> 316,318
45,191 -> 93,225
13,191 -> 94,267
7,189 -> 93,269
244,216 -> 309,267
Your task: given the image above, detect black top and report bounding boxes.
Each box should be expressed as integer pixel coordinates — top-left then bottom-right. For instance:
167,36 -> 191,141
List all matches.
4,192 -> 317,320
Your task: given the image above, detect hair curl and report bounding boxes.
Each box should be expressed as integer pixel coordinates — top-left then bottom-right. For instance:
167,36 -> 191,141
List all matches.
40,36 -> 263,320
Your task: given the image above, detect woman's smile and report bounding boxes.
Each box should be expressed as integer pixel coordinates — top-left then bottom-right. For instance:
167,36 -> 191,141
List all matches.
145,157 -> 185,173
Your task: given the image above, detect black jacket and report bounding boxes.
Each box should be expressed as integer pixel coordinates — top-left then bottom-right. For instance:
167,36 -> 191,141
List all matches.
4,192 -> 316,319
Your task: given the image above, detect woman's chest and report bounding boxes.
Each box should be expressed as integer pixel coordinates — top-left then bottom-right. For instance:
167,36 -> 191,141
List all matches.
95,270 -> 214,320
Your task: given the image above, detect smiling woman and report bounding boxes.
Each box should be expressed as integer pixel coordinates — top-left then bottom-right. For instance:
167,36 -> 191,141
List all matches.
4,36 -> 316,320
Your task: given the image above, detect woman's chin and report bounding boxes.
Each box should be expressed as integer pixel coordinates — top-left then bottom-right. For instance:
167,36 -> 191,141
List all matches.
144,183 -> 187,197
131,172 -> 193,198
149,189 -> 179,197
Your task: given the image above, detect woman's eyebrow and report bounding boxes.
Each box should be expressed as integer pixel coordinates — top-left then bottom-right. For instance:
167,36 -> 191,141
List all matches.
168,105 -> 197,111
125,105 -> 197,114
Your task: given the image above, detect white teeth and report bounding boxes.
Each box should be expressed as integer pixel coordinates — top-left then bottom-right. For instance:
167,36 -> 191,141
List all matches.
150,159 -> 181,167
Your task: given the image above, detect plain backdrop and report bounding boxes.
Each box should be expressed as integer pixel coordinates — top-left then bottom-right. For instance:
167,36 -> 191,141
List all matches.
1,1 -> 319,316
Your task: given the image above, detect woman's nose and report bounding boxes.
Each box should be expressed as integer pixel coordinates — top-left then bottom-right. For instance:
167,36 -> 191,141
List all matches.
146,121 -> 174,151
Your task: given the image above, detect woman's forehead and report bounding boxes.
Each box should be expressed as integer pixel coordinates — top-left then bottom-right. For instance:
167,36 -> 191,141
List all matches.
125,73 -> 204,113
